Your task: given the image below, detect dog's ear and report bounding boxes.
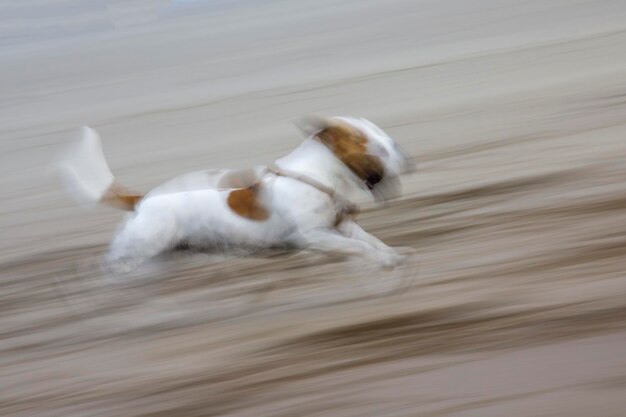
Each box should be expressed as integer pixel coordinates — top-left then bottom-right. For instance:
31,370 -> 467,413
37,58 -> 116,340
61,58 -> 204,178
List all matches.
293,115 -> 333,137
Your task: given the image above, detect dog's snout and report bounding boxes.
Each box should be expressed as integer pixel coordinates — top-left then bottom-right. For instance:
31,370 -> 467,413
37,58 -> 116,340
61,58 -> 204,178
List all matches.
398,147 -> 416,173
404,156 -> 416,174
393,143 -> 415,174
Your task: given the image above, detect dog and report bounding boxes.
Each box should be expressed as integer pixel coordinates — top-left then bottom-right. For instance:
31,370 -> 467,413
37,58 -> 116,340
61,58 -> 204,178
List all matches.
59,116 -> 415,274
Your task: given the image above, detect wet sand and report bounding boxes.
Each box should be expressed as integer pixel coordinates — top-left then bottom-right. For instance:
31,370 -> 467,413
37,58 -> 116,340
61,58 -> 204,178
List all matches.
2,1 -> 626,416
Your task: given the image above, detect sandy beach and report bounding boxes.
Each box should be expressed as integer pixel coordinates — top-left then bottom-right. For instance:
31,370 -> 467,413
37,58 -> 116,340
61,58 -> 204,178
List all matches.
2,1 -> 626,416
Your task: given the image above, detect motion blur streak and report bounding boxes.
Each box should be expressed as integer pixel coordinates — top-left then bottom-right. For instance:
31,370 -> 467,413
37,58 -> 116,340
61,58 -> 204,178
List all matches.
2,1 -> 626,416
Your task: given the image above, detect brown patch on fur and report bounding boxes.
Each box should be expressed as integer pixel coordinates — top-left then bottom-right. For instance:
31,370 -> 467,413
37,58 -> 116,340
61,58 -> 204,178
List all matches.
227,184 -> 270,221
316,121 -> 385,189
100,183 -> 144,211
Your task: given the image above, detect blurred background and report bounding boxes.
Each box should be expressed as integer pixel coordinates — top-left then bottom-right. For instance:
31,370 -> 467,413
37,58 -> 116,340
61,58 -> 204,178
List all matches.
2,1 -> 626,416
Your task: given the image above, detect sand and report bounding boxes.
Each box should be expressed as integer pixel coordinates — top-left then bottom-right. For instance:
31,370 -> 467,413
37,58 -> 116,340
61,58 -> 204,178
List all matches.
1,1 -> 626,416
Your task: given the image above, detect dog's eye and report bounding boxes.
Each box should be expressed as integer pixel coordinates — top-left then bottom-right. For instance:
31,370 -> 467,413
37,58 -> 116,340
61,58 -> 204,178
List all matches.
365,171 -> 383,189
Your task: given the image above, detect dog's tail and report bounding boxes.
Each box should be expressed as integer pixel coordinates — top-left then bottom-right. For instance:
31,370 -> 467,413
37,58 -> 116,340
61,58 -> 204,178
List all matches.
57,126 -> 143,211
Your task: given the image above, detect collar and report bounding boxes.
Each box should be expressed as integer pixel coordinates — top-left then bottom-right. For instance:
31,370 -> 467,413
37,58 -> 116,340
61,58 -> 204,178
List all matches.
266,164 -> 359,220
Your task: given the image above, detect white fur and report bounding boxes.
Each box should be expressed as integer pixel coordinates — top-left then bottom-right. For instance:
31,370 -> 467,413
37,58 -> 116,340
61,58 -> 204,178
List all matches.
60,117 -> 415,273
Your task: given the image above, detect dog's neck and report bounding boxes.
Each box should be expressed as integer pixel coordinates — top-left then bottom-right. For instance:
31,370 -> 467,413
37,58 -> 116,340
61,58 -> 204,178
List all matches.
274,138 -> 366,199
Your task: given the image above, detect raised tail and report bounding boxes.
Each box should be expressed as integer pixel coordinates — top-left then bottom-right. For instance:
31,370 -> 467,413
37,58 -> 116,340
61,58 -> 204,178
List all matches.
57,126 -> 143,211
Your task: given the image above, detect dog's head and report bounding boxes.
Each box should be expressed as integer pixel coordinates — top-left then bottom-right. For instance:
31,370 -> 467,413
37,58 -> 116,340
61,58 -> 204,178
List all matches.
296,116 -> 415,201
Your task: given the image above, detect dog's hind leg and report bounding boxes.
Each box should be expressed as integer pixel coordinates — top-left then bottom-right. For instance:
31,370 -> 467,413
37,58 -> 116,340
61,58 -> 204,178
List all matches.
105,210 -> 179,275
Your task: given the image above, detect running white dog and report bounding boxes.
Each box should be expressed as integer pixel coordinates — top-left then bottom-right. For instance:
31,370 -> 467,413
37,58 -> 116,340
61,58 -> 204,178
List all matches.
59,116 -> 415,273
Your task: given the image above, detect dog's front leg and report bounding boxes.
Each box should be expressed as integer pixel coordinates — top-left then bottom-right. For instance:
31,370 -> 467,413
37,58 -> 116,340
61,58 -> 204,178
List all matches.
337,220 -> 409,266
298,228 -> 399,269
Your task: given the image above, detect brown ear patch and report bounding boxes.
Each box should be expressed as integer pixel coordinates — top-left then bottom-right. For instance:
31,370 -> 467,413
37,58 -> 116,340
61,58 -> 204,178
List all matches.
316,121 -> 385,189
227,185 -> 270,221
101,182 -> 144,211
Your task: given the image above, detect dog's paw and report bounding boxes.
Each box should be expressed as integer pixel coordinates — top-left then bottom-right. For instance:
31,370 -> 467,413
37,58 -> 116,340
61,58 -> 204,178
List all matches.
105,258 -> 139,276
380,252 -> 407,270
380,246 -> 417,270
